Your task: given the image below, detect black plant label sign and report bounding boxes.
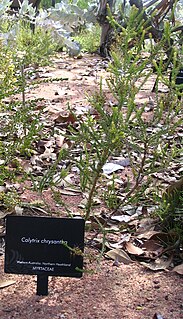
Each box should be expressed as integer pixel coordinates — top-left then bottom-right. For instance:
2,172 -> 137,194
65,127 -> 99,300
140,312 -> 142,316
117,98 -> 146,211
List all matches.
5,216 -> 85,278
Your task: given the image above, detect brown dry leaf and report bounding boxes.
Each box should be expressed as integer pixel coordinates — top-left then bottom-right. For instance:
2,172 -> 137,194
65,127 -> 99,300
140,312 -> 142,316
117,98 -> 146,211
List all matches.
0,225 -> 5,235
109,234 -> 131,249
55,135 -> 65,148
0,279 -> 16,289
78,198 -> 87,208
141,243 -> 163,259
137,230 -> 162,240
172,264 -> 183,275
64,187 -> 81,194
0,210 -> 13,219
55,112 -> 76,124
109,242 -> 124,249
90,215 -> 107,226
105,248 -> 133,264
40,147 -> 56,161
125,242 -> 144,256
44,104 -> 65,114
141,239 -> 163,252
60,189 -> 81,196
149,231 -> 179,247
141,255 -> 173,271
78,197 -> 101,209
165,177 -> 183,195
111,215 -> 132,223
26,206 -> 50,215
37,139 -> 54,151
137,217 -> 157,232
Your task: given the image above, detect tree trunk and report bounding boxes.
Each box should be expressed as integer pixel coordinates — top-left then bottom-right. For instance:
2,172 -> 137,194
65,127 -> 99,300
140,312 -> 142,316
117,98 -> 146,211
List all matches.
11,0 -> 42,11
97,0 -> 115,57
97,0 -> 176,57
51,0 -> 56,7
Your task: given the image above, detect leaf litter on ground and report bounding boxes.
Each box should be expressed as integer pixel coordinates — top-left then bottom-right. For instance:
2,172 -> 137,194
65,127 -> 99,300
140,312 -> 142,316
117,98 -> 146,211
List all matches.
0,53 -> 182,275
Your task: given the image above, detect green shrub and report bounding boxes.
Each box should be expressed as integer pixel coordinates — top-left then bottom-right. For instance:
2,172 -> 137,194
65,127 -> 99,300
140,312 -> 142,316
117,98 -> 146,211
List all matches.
0,41 -> 17,103
68,7 -> 182,221
156,179 -> 183,241
0,39 -> 43,187
15,24 -> 57,67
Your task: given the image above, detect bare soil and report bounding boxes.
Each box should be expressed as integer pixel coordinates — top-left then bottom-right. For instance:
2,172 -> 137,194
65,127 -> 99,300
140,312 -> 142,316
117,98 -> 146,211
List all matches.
0,256 -> 183,319
0,52 -> 182,319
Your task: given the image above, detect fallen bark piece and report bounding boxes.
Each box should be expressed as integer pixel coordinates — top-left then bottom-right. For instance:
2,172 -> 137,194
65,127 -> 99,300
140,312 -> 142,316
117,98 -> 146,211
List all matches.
172,263 -> 183,275
0,279 -> 16,289
105,248 -> 133,264
125,242 -> 144,256
141,255 -> 173,271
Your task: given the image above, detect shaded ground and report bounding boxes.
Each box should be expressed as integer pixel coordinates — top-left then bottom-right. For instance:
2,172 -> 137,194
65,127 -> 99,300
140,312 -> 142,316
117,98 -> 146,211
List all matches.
0,255 -> 183,319
0,52 -> 182,319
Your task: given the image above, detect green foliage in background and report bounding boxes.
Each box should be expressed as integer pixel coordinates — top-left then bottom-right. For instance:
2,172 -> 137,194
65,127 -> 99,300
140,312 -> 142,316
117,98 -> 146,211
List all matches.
40,0 -> 60,9
74,24 -> 101,53
15,24 -> 57,67
40,0 -> 94,10
0,40 -> 17,103
75,0 -> 91,9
